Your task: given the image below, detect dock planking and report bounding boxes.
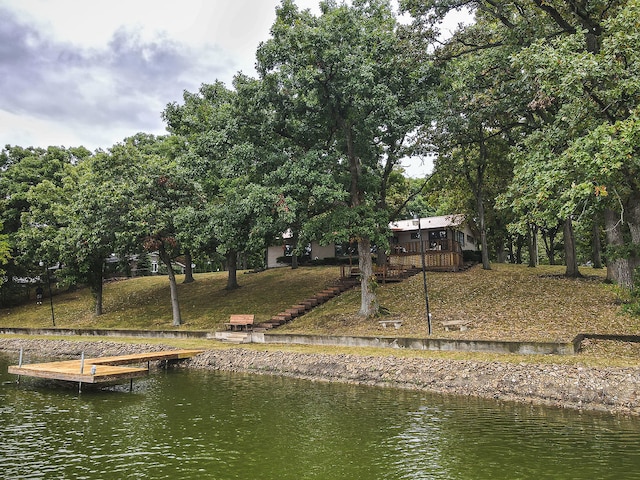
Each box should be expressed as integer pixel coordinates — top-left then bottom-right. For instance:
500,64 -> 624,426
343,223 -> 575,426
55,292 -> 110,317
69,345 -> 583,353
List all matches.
8,349 -> 204,385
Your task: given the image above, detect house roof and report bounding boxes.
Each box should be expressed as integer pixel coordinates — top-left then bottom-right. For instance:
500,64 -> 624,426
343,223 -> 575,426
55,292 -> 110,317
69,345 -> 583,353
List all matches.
389,214 -> 466,232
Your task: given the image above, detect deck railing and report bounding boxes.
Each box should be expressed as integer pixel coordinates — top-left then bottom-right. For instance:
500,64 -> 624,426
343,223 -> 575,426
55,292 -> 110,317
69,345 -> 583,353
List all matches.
339,239 -> 464,280
389,239 -> 463,272
340,264 -> 412,283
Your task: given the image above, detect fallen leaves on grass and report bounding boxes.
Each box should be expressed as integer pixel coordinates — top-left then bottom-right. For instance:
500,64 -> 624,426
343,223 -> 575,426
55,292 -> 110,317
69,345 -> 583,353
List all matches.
283,264 -> 640,343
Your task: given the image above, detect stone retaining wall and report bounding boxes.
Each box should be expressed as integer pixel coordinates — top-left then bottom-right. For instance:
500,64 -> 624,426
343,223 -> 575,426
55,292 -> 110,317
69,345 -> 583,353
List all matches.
0,327 -> 575,355
254,332 -> 576,355
2,338 -> 639,416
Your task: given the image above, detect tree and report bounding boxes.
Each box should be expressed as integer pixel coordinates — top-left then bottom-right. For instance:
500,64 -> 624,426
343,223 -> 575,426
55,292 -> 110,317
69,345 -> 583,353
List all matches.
53,145 -> 138,315
404,1 -> 636,282
125,133 -> 200,326
257,0 -> 427,316
418,15 -> 521,270
164,79 -> 273,290
1,146 -> 86,296
0,225 -> 10,286
510,0 -> 637,282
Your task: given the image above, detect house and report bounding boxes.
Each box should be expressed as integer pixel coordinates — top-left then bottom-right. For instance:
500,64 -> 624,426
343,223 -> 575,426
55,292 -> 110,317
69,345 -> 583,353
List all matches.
146,252 -> 188,275
267,214 -> 477,270
387,214 -> 477,271
266,233 -> 336,268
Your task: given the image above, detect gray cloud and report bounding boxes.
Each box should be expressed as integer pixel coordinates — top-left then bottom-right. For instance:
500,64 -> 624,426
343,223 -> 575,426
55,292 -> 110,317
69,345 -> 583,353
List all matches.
0,5 -> 232,146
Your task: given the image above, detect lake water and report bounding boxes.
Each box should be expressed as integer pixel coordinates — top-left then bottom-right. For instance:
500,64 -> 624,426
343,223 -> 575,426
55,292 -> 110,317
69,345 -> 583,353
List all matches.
2,352 -> 640,479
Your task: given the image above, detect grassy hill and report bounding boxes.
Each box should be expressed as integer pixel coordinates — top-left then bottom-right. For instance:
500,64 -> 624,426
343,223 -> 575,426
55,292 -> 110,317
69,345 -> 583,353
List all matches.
2,264 -> 639,348
282,264 -> 640,343
1,267 -> 340,330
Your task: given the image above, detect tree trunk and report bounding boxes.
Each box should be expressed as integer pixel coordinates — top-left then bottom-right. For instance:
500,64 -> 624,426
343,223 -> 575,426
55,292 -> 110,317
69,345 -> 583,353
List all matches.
343,119 -> 379,316
477,189 -> 491,270
94,280 -> 103,316
592,214 -> 603,269
183,251 -> 195,283
527,224 -> 538,267
627,193 -> 640,285
159,246 -> 182,326
358,236 -> 378,317
542,227 -> 558,265
604,207 -> 633,288
508,237 -> 515,263
291,231 -> 299,270
90,257 -> 105,316
225,250 -> 239,290
496,240 -> 508,263
515,235 -> 524,264
563,217 -> 581,278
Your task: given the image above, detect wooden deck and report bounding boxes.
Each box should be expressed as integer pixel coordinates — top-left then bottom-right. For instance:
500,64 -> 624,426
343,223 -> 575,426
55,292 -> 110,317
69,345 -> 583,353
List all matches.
8,349 -> 204,385
389,239 -> 464,272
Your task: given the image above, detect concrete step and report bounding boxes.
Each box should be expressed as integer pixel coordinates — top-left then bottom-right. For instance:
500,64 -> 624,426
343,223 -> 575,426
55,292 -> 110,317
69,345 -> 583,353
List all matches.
219,332 -> 252,344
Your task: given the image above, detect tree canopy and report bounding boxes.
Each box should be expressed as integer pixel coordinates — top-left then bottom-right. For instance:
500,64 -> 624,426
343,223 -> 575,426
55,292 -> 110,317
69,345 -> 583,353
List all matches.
2,0 -> 640,322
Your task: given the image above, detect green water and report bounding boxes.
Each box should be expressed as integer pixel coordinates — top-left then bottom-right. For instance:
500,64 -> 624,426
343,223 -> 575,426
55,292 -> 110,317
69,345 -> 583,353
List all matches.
2,353 -> 640,479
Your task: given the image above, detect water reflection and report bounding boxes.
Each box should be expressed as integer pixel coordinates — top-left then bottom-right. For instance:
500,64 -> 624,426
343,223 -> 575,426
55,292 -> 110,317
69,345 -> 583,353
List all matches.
2,353 -> 640,479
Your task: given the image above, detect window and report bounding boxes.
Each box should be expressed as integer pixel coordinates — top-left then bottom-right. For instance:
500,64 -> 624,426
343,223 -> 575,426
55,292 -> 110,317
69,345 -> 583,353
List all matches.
428,230 -> 447,242
335,242 -> 358,257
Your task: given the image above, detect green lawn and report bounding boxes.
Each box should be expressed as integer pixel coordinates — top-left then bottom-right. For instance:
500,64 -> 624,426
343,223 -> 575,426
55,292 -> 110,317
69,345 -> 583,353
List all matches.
1,267 -> 340,330
2,263 -> 639,347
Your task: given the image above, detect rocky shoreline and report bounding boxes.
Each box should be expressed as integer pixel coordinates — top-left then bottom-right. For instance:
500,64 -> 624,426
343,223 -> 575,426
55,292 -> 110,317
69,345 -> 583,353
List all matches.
2,338 -> 639,416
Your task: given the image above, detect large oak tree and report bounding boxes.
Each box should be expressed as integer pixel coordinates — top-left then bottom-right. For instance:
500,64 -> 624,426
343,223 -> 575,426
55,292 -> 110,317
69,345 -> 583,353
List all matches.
257,0 -> 428,316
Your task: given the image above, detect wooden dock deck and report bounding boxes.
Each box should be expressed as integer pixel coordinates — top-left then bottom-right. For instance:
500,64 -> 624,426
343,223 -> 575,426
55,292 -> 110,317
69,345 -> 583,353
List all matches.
8,349 -> 204,386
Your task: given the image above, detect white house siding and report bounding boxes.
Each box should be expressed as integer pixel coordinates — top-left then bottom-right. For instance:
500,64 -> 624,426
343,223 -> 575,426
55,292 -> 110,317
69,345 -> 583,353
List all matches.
311,243 -> 335,261
267,245 -> 289,268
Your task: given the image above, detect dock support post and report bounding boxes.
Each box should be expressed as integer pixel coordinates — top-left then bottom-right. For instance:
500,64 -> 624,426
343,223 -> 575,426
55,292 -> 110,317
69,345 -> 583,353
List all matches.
78,352 -> 85,394
130,378 -> 133,393
17,348 -> 23,384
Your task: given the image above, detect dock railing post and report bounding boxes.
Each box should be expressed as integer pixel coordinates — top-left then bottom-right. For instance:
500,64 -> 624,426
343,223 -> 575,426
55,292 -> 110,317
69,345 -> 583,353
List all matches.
17,347 -> 23,384
79,352 -> 85,394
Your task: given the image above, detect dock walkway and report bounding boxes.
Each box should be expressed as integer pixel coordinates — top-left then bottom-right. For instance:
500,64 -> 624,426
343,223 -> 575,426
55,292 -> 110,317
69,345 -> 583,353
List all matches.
8,349 -> 204,387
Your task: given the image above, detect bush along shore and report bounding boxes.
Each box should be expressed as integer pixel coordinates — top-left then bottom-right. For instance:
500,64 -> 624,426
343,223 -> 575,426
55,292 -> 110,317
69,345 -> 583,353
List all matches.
2,338 -> 640,416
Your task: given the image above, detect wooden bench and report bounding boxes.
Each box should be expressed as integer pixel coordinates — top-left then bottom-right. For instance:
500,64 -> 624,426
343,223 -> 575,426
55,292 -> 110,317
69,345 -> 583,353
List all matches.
378,320 -> 403,329
442,320 -> 469,331
224,314 -> 255,331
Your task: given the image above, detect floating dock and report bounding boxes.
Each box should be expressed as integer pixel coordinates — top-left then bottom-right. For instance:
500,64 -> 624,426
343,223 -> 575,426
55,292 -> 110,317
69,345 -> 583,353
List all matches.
8,349 -> 204,390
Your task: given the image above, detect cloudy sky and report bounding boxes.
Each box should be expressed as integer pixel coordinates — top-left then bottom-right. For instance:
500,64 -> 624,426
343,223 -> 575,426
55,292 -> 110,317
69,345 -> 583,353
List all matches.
0,0 -> 470,175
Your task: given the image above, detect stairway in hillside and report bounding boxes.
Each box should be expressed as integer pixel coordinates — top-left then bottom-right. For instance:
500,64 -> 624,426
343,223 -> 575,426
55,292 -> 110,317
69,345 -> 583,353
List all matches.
255,264 -> 428,332
220,263 -> 476,340
254,277 -> 360,332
